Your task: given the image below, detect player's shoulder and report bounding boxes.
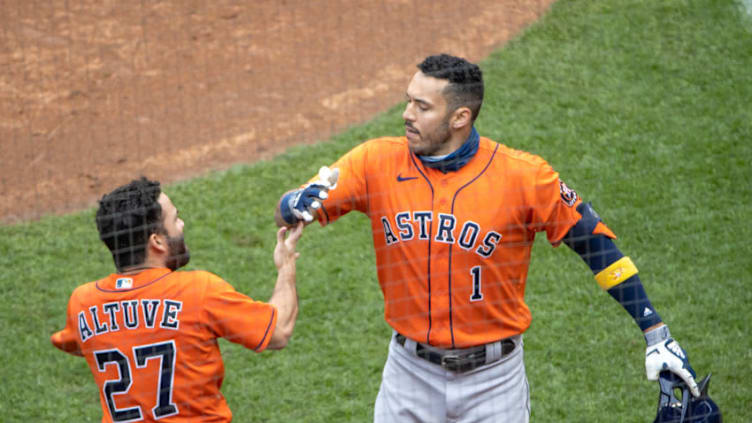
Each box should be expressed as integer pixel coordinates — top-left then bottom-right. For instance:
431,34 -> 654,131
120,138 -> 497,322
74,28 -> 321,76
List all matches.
70,279 -> 101,298
160,270 -> 237,302
171,269 -> 228,287
340,136 -> 408,165
481,137 -> 551,169
365,135 -> 407,145
360,136 -> 408,152
66,277 -> 110,307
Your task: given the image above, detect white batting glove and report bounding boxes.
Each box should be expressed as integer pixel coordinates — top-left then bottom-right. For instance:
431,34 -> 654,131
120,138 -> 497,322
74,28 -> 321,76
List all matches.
315,166 -> 339,191
279,167 -> 339,225
644,325 -> 700,397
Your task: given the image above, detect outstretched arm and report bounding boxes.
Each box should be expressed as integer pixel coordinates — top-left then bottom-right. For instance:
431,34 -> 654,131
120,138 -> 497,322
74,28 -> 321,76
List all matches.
563,202 -> 700,397
267,223 -> 304,349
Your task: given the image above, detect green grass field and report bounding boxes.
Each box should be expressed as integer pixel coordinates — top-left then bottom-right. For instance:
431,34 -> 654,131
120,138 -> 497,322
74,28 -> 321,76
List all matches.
2,0 -> 751,421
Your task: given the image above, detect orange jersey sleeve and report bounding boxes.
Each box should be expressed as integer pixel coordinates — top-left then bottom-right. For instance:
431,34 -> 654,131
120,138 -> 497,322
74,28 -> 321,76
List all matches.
51,268 -> 276,422
51,294 -> 84,356
529,160 -> 584,244
202,276 -> 277,352
313,140 -> 374,225
529,161 -> 616,244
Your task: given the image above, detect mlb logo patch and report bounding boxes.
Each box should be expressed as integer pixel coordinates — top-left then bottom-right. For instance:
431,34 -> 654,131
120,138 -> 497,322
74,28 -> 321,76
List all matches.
115,278 -> 133,289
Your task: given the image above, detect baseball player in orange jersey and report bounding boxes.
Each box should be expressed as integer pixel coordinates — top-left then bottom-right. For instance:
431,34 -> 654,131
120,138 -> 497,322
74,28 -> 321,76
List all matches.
275,54 -> 706,422
52,177 -> 303,422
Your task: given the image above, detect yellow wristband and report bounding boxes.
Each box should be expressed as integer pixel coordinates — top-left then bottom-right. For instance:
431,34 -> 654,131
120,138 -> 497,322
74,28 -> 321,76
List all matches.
595,257 -> 638,290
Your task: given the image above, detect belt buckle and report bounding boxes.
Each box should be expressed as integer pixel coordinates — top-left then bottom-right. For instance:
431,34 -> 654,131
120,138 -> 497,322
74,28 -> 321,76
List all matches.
440,354 -> 462,371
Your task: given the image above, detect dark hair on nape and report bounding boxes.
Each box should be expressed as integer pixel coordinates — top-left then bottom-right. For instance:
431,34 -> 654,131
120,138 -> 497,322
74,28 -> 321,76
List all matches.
417,54 -> 484,122
95,177 -> 163,271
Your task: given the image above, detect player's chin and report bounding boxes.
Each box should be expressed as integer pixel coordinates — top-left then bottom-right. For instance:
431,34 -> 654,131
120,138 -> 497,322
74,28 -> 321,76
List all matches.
406,132 -> 423,151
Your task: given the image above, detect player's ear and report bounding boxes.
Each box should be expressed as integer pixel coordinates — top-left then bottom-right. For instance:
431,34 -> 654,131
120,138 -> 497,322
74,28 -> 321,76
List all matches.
149,232 -> 168,254
451,106 -> 472,130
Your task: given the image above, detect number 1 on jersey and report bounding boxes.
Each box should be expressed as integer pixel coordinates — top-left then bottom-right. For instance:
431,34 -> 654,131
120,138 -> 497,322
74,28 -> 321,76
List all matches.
470,266 -> 484,301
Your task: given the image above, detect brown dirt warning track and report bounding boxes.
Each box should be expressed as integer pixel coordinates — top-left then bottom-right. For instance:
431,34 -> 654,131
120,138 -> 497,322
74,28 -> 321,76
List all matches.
0,0 -> 555,223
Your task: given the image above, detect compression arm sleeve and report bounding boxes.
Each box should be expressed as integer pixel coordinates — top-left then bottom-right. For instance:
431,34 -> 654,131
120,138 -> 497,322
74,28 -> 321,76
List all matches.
562,202 -> 663,331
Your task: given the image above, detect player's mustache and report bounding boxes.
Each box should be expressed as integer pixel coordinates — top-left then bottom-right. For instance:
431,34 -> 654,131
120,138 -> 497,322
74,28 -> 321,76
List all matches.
405,122 -> 419,134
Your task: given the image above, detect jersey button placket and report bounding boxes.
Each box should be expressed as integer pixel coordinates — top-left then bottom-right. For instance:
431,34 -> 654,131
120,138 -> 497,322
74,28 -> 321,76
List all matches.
431,181 -> 454,346
438,179 -> 450,208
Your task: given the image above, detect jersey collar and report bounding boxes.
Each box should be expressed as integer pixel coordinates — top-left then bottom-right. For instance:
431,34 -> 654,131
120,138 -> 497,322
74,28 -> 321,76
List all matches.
97,268 -> 173,292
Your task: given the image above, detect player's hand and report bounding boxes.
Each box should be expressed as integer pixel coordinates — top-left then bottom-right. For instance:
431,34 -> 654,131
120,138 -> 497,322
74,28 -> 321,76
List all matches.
274,222 -> 303,270
279,166 -> 340,225
645,335 -> 700,397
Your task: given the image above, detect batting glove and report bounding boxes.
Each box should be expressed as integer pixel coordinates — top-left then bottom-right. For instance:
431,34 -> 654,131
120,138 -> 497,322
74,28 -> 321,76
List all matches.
645,325 -> 700,397
279,166 -> 339,225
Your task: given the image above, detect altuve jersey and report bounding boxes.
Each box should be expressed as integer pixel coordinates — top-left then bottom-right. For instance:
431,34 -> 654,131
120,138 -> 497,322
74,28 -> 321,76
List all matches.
315,136 -> 615,348
51,268 -> 276,422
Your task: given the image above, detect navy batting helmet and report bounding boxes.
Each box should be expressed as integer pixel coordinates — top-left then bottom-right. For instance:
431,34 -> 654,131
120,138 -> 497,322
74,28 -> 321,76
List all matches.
654,371 -> 722,423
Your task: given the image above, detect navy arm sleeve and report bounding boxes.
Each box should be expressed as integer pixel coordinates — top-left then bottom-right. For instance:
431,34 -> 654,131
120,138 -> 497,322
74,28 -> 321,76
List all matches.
562,202 -> 663,331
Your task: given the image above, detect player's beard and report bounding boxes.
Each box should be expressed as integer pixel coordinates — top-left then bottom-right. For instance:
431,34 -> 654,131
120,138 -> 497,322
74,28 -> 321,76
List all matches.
165,233 -> 190,271
406,116 -> 452,156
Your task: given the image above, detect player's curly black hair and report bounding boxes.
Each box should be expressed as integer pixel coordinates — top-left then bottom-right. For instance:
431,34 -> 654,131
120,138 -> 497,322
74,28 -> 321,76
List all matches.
418,54 -> 484,122
96,177 -> 164,271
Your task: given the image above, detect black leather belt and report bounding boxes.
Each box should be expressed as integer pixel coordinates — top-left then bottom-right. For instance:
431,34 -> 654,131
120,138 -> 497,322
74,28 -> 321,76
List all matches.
394,333 -> 516,373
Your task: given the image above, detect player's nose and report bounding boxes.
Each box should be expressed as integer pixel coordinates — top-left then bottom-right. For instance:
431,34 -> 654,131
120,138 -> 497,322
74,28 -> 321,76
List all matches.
402,103 -> 414,122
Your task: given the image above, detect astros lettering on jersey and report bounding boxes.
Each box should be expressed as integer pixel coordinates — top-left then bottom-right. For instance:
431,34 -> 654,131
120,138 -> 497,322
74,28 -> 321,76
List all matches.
313,136 -> 615,349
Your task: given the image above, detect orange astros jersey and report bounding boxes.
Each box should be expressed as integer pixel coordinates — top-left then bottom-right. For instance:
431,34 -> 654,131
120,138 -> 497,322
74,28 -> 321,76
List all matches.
51,268 -> 276,422
315,136 -> 614,349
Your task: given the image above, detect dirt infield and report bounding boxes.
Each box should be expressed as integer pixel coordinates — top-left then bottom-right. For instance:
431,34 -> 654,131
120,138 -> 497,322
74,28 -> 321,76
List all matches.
1,0 -> 554,224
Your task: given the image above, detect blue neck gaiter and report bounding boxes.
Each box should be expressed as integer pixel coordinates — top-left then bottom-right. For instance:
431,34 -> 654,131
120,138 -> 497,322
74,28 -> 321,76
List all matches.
418,127 -> 480,173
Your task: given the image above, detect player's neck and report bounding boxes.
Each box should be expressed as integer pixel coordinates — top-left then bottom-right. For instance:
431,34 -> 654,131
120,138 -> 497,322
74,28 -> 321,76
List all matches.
118,265 -> 163,275
118,255 -> 168,275
442,128 -> 473,156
